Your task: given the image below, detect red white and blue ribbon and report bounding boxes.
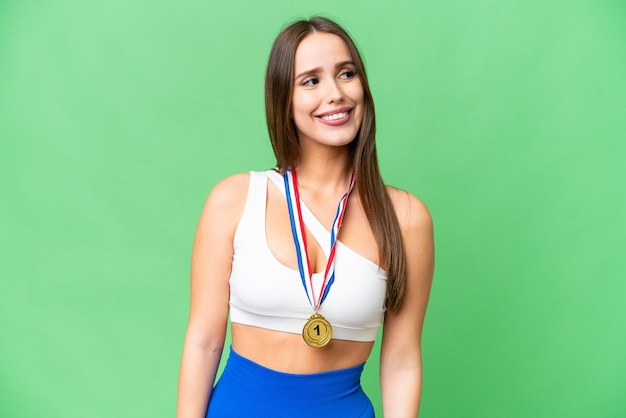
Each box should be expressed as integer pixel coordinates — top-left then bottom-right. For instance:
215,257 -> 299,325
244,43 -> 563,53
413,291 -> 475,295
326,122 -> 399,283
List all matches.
283,168 -> 355,309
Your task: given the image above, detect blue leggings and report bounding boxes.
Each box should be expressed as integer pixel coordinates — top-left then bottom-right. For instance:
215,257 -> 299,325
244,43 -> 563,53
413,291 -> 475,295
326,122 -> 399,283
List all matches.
206,347 -> 375,417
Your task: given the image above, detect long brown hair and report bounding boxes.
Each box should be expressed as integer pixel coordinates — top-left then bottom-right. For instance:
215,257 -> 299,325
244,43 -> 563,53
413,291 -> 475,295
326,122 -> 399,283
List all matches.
264,17 -> 407,311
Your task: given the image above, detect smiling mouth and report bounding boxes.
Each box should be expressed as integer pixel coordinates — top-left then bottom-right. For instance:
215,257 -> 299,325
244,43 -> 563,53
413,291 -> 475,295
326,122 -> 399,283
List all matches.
319,111 -> 350,121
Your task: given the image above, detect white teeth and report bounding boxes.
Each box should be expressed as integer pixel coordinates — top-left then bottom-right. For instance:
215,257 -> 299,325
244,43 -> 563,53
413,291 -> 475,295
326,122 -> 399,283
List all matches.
321,111 -> 348,121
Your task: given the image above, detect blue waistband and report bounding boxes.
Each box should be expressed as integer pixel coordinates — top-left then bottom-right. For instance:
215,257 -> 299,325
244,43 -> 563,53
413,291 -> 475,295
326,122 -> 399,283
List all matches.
222,346 -> 365,397
208,347 -> 374,417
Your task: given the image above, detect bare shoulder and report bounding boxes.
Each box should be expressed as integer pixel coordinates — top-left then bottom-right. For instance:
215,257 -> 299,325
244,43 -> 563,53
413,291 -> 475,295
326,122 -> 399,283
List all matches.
205,172 -> 251,207
386,186 -> 433,235
197,172 -> 251,232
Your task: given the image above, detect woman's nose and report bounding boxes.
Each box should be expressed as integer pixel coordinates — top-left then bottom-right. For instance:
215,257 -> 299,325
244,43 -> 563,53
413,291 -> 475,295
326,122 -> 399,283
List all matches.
324,79 -> 344,103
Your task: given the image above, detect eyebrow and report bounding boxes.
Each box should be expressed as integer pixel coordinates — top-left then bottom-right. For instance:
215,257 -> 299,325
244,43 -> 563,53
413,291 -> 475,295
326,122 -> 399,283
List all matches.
295,60 -> 355,80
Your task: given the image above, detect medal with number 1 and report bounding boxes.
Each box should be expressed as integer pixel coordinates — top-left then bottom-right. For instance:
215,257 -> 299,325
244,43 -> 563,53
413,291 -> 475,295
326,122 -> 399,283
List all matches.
284,168 -> 355,348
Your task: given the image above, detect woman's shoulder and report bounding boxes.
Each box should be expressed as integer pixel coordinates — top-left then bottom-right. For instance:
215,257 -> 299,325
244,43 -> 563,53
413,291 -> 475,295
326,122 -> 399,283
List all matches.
203,168 -> 281,212
206,172 -> 251,204
386,186 -> 432,233
197,172 -> 253,229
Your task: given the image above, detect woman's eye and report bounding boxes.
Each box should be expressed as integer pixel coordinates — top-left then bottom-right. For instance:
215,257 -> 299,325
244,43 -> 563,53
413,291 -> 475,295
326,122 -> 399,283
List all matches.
301,77 -> 319,87
340,69 -> 356,79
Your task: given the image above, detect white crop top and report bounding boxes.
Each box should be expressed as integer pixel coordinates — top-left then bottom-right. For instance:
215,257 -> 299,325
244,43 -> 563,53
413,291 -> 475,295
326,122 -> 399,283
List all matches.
229,170 -> 387,342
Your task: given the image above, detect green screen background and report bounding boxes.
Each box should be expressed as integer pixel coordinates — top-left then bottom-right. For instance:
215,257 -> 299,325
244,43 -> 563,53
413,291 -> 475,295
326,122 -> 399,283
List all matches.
1,0 -> 625,417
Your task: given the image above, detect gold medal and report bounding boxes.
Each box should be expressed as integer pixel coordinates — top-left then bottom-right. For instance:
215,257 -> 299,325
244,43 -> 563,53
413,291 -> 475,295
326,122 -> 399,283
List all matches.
302,313 -> 332,348
284,169 -> 355,348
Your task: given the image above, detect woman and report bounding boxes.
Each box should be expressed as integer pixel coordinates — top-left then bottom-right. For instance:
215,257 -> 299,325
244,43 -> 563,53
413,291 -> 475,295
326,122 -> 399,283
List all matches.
177,17 -> 434,417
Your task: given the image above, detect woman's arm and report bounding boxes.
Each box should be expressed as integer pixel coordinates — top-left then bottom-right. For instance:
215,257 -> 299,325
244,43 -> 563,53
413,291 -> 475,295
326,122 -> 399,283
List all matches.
380,189 -> 434,417
176,173 -> 250,418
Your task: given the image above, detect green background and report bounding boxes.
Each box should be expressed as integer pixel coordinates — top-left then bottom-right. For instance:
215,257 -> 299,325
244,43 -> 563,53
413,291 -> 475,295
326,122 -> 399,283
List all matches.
1,0 -> 625,417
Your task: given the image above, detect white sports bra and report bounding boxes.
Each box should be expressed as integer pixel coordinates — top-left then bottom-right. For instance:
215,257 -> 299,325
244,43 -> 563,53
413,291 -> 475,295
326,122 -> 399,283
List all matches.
228,170 -> 387,342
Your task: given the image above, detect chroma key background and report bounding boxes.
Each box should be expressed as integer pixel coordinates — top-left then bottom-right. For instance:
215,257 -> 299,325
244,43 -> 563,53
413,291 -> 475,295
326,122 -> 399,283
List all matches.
1,0 -> 625,417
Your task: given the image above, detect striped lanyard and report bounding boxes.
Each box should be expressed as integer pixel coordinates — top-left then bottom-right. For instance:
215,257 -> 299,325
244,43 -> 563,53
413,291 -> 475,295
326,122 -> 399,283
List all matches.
283,168 -> 356,309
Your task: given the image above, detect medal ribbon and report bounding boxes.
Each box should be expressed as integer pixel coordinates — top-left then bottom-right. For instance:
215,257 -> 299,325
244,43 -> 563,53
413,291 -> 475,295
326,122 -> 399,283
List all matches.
284,168 -> 355,309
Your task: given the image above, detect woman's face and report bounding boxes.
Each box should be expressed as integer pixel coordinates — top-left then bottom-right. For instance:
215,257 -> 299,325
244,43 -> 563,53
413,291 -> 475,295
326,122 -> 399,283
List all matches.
291,32 -> 364,151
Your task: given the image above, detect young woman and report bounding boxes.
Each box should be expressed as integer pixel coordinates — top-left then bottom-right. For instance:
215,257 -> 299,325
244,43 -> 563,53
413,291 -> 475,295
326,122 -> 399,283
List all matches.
177,17 -> 434,418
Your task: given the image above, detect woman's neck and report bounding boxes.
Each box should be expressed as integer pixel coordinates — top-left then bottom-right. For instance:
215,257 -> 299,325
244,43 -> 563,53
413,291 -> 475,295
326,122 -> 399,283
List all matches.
293,146 -> 353,195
